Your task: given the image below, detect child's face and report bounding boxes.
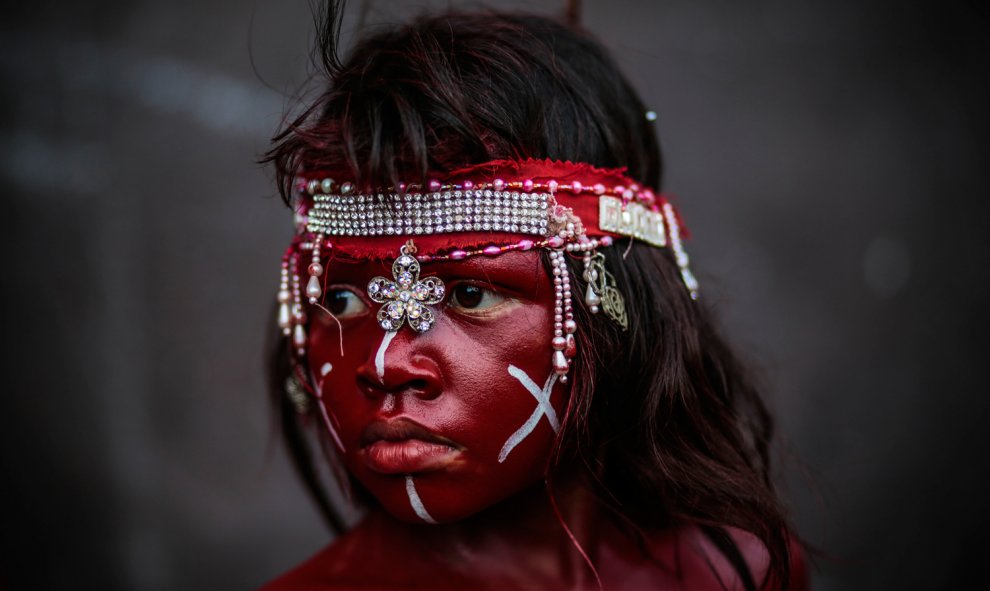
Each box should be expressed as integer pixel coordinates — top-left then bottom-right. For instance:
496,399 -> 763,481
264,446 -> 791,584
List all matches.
306,249 -> 567,523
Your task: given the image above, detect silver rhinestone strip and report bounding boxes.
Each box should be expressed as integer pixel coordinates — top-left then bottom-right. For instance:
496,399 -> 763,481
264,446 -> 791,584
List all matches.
305,190 -> 551,237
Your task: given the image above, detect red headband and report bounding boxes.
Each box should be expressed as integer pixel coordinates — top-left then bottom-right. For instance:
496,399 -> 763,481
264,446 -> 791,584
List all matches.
292,158 -> 688,260
278,158 -> 699,378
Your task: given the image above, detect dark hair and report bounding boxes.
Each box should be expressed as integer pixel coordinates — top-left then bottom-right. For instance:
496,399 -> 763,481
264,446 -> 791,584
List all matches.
265,4 -> 795,589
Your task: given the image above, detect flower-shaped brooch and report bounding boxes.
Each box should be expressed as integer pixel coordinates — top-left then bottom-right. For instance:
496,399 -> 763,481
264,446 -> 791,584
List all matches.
367,243 -> 446,332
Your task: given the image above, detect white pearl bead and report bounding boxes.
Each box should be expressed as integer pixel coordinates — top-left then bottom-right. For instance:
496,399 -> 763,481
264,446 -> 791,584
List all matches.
585,284 -> 601,307
306,275 -> 322,299
293,324 -> 307,347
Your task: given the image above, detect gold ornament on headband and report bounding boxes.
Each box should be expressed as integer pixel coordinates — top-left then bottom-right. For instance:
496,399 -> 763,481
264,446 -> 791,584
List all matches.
583,251 -> 628,331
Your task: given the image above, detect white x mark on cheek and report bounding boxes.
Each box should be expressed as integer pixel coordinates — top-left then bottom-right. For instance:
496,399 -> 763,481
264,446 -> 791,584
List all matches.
498,365 -> 560,463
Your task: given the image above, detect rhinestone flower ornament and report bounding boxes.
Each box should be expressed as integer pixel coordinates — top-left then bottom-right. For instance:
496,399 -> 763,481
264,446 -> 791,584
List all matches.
368,243 -> 446,332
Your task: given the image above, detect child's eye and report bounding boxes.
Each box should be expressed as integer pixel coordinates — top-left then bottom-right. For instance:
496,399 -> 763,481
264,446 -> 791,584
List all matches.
449,284 -> 506,311
324,288 -> 369,318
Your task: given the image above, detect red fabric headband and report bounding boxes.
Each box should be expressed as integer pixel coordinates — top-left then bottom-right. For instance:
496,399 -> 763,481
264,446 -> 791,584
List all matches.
294,158 -> 687,259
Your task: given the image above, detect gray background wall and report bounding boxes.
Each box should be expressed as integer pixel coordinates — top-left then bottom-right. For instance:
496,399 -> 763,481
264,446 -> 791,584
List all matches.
2,1 -> 987,589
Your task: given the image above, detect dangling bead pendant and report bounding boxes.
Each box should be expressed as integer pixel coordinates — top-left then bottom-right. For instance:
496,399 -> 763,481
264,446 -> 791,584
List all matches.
582,249 -> 628,331
277,256 -> 292,335
306,233 -> 325,304
305,275 -> 321,303
548,249 -> 576,383
289,252 -> 307,356
662,202 -> 699,300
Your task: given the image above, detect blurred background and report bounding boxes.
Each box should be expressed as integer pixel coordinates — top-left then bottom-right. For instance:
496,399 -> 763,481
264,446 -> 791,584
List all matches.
2,0 -> 987,589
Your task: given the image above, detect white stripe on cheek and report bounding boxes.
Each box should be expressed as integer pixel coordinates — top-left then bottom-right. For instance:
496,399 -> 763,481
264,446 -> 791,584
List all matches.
375,330 -> 398,383
405,475 -> 437,524
310,365 -> 345,453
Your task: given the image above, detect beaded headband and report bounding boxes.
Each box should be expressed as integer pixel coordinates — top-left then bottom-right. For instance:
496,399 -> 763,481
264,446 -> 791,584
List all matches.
276,159 -> 698,383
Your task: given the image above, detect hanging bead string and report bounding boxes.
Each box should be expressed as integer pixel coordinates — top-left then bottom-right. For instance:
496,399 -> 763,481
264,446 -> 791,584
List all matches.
306,233 -> 325,304
289,251 -> 308,356
549,250 -> 570,381
661,202 -> 700,300
277,248 -> 292,336
416,238 -> 540,262
545,207 -> 591,381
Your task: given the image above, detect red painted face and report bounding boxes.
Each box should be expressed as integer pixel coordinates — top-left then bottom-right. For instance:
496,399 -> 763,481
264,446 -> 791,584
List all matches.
305,250 -> 566,523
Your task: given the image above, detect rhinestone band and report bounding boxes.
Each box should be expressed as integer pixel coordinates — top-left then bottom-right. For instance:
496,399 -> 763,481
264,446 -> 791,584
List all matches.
306,190 -> 551,237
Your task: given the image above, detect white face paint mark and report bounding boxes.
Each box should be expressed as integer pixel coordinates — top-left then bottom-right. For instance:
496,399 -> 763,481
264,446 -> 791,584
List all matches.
382,393 -> 396,413
405,475 -> 437,524
316,401 -> 346,453
498,365 -> 560,463
375,330 -> 398,383
309,367 -> 346,453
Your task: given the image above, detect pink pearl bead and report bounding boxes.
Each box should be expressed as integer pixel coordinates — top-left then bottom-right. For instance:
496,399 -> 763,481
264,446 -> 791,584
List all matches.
548,236 -> 564,248
614,185 -> 625,195
463,180 -> 474,190
548,180 -> 559,192
450,250 -> 467,260
518,239 -> 534,251
308,263 -> 324,276
523,179 -> 534,191
493,178 -> 505,190
601,236 -> 613,246
429,179 -> 441,192
643,189 -> 656,204
398,182 -> 406,192
565,334 -> 577,357
483,245 -> 501,256
593,183 -> 606,195
623,189 -> 634,200
571,181 -> 582,193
